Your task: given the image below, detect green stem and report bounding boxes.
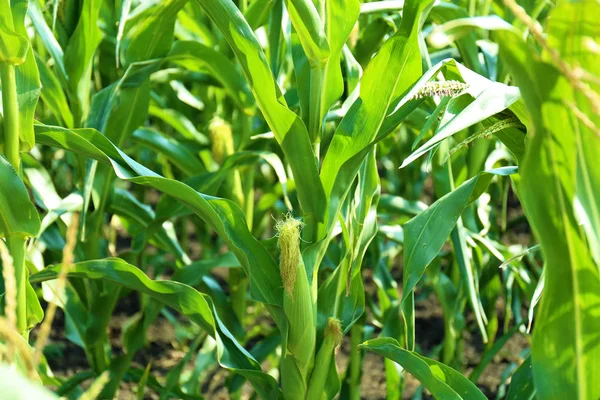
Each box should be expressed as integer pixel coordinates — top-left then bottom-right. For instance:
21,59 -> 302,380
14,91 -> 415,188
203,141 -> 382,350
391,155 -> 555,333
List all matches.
228,167 -> 251,328
229,268 -> 248,326
244,169 -> 255,231
2,63 -> 28,334
87,342 -> 108,374
348,322 -> 362,400
1,64 -> 21,173
7,236 -> 27,333
308,67 -> 324,144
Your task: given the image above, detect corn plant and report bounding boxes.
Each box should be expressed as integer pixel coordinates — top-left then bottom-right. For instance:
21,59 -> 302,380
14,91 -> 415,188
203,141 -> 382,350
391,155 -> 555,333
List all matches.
0,0 -> 599,399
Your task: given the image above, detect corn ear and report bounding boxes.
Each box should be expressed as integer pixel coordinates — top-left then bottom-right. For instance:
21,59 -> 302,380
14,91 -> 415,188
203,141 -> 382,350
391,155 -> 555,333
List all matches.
276,214 -> 304,296
208,117 -> 235,165
209,117 -> 244,206
277,214 -> 316,399
306,318 -> 343,400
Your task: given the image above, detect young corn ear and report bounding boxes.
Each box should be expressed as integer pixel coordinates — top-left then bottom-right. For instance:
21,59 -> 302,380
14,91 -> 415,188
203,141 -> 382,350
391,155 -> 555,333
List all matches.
412,80 -> 468,99
276,214 -> 304,296
209,117 -> 235,165
276,214 -> 316,400
208,117 -> 245,206
306,318 -> 343,400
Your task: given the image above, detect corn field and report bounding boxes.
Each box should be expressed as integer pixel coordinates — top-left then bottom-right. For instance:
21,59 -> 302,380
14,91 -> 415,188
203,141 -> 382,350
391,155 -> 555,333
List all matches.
0,0 -> 599,398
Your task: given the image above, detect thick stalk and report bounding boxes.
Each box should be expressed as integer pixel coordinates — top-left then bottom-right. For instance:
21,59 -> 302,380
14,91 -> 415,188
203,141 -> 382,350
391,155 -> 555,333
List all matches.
230,168 -> 255,328
227,170 -> 247,325
1,64 -> 21,174
86,342 -> 108,374
6,237 -> 27,333
302,144 -> 320,247
2,63 -> 28,334
229,268 -> 248,325
244,169 -> 255,231
347,322 -> 362,400
308,68 -> 325,144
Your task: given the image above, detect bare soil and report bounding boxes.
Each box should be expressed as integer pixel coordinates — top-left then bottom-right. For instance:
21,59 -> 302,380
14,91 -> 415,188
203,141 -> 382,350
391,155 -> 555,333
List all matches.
38,289 -> 528,399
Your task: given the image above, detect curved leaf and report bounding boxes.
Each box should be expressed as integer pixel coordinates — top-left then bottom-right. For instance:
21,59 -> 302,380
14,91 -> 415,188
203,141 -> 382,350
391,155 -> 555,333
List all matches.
497,1 -> 600,398
132,128 -> 206,176
402,167 -> 517,348
360,338 -> 487,400
193,0 -> 326,221
316,0 -> 434,248
0,365 -> 57,400
30,259 -> 279,398
506,356 -> 535,400
122,0 -> 187,66
0,0 -> 40,151
0,154 -> 40,238
168,41 -> 254,114
402,166 -> 517,304
285,0 -> 330,65
398,60 -> 523,168
0,26 -> 28,65
34,124 -> 283,307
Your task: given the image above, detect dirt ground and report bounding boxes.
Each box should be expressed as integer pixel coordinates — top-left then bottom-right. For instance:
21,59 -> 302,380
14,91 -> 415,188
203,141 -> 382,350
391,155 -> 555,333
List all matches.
37,187 -> 531,399
39,289 -> 529,399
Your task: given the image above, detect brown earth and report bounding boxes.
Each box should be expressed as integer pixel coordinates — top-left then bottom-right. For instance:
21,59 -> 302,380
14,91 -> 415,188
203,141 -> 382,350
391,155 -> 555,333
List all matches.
38,289 -> 529,399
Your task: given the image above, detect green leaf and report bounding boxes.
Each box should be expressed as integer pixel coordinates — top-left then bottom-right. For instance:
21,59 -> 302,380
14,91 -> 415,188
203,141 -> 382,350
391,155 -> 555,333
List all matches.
317,149 -> 380,334
132,128 -> 206,176
506,356 -> 535,400
546,1 -> 600,267
291,0 -> 359,143
285,0 -> 330,66
354,16 -> 396,67
360,338 -> 487,400
245,0 -> 275,29
27,2 -> 67,83
26,280 -> 44,329
429,3 -> 485,76
115,0 -> 132,68
193,0 -> 326,221
399,60 -> 523,168
109,188 -> 190,265
427,15 -> 515,49
401,167 -> 516,347
496,1 -> 600,397
0,154 -> 41,238
0,365 -> 57,399
35,54 -> 74,128
359,1 -> 404,15
63,0 -> 103,123
149,105 -> 209,145
318,0 -> 434,244
0,0 -> 41,151
34,124 -> 283,307
0,27 -> 28,65
168,41 -> 254,113
30,259 -> 280,398
122,0 -> 188,66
